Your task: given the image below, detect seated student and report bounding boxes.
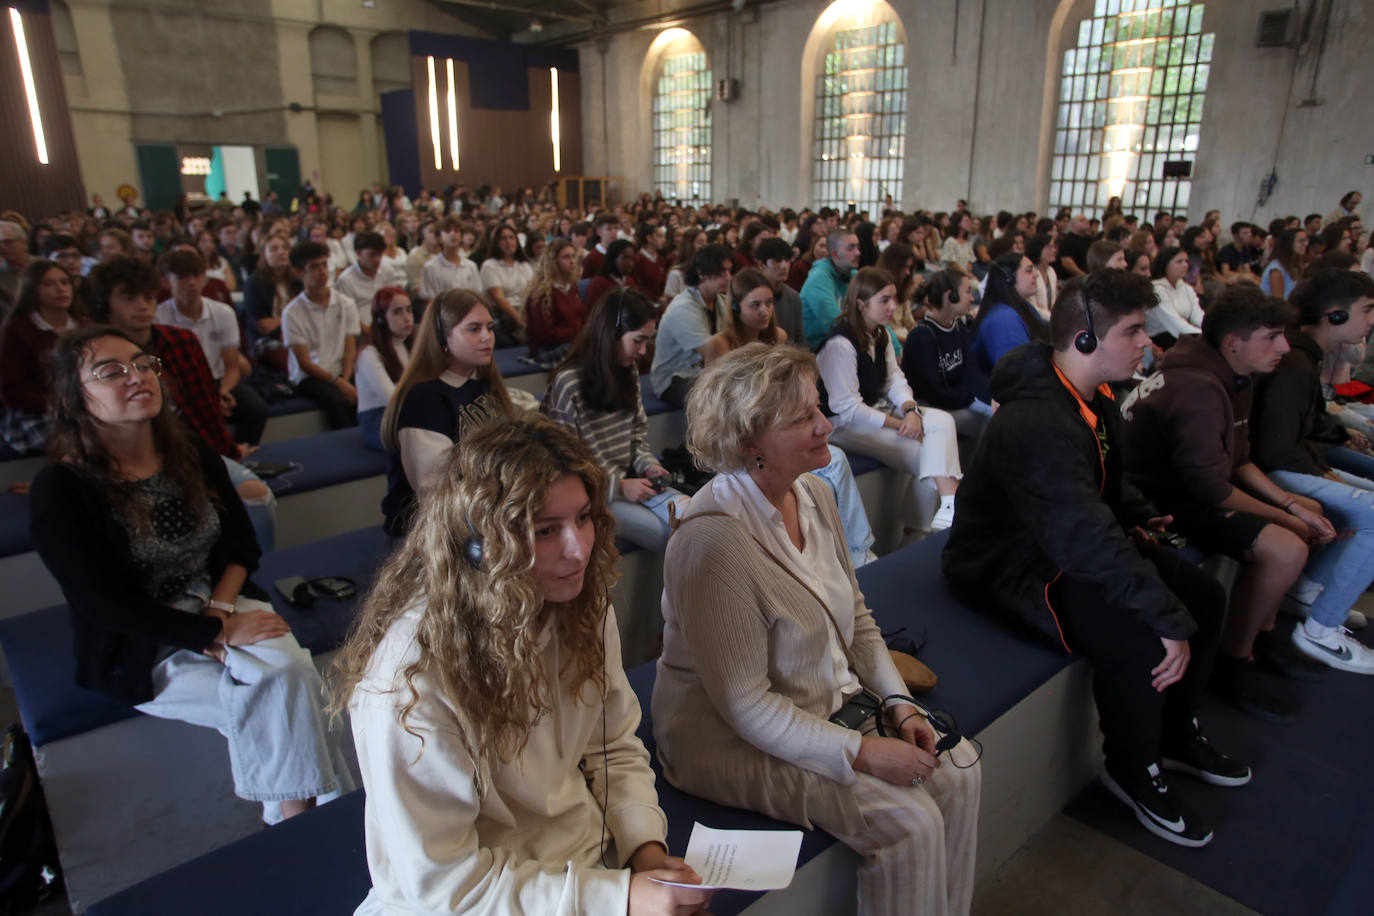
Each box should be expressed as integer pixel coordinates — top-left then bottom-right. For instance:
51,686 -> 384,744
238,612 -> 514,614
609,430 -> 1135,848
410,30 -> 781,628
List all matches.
523,239 -> 587,366
419,216 -> 483,304
818,267 -> 961,533
1250,269 -> 1374,671
901,268 -> 993,446
944,271 -> 1245,849
788,226 -> 827,293
333,231 -> 390,333
1218,222 -> 1262,283
631,221 -> 667,299
582,239 -> 641,312
1148,247 -> 1205,345
940,212 -> 976,274
380,290 -> 513,538
1120,287 -> 1332,722
241,233 -> 298,373
195,229 -> 236,294
755,236 -> 805,343
970,252 -> 1049,398
649,243 -> 734,407
375,222 -> 409,284
338,415 -> 709,914
703,270 -> 879,566
1261,228 -> 1307,300
156,249 -> 268,446
876,241 -> 920,349
542,289 -> 687,552
580,213 -> 621,280
356,287 -> 413,451
801,228 -> 860,348
661,227 -> 703,303
43,233 -> 97,315
479,223 -> 534,334
0,259 -> 84,455
1026,234 -> 1059,322
30,327 -> 353,824
404,220 -> 440,300
282,240 -> 360,430
1087,239 -> 1127,272
654,344 -> 981,916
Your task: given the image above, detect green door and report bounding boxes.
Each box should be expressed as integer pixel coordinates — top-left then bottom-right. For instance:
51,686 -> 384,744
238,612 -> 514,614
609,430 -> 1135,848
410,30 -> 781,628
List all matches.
135,144 -> 180,212
264,147 -> 301,206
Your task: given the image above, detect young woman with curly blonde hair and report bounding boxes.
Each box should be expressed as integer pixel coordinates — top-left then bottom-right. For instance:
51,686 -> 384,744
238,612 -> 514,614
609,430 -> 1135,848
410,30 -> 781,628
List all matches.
335,414 -> 710,915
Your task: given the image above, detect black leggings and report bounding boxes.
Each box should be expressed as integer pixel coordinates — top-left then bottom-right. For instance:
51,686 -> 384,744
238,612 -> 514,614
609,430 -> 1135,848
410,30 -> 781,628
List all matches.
1050,547 -> 1225,771
295,377 -> 358,430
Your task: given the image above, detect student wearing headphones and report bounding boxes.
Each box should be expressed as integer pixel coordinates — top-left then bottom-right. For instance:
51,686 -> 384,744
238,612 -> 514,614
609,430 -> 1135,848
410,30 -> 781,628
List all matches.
901,268 -> 993,447
543,289 -> 688,552
945,271 -> 1243,850
1249,269 -> 1374,671
338,415 -> 710,915
969,251 -> 1049,400
379,290 -> 513,538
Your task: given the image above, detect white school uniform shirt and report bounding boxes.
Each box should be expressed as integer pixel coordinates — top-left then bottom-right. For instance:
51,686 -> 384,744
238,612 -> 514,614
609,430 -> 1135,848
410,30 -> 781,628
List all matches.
354,339 -> 409,414
334,263 -> 391,328
479,259 -> 535,315
281,289 -> 360,384
154,297 -> 240,380
816,332 -> 914,429
420,253 -> 482,301
1148,277 -> 1205,339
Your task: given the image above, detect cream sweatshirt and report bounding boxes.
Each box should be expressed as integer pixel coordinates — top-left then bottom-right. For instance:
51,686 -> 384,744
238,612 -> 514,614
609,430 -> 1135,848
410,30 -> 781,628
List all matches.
350,603 -> 667,915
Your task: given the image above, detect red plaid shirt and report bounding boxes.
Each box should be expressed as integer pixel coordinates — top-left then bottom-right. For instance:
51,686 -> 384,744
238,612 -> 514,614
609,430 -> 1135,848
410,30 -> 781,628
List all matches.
149,324 -> 239,458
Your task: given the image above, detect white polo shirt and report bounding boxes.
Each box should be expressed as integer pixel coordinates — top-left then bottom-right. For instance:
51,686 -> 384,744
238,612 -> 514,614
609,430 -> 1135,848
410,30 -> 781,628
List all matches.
419,253 -> 482,301
334,263 -> 389,327
281,289 -> 360,384
155,297 -> 240,380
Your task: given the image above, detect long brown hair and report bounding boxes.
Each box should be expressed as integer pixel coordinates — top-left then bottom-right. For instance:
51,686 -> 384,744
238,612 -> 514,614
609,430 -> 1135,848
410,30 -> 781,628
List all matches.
723,268 -> 780,349
380,289 -> 513,451
47,326 -> 214,532
332,414 -> 618,768
368,287 -> 412,383
527,239 -> 576,321
551,286 -> 656,413
838,266 -> 897,343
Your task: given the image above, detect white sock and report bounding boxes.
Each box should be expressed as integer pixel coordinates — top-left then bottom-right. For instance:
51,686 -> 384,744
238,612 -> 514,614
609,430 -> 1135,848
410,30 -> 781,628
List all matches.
1304,618 -> 1337,640
939,494 -> 956,511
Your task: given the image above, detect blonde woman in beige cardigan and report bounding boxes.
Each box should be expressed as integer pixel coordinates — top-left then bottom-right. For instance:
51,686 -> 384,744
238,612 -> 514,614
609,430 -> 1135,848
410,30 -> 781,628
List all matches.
653,344 -> 981,916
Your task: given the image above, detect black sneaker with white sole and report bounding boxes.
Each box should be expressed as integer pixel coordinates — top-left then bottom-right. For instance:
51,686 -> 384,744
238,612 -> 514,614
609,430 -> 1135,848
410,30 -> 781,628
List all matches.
1162,719 -> 1252,787
1101,761 -> 1214,848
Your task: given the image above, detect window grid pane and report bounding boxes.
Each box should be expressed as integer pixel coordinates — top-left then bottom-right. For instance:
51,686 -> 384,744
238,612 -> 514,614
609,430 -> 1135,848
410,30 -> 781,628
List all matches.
812,12 -> 905,215
652,48 -> 712,203
1050,2 -> 1211,216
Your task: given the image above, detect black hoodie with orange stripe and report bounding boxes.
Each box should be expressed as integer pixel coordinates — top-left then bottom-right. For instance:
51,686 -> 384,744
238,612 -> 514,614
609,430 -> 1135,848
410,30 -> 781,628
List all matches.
941,341 -> 1197,649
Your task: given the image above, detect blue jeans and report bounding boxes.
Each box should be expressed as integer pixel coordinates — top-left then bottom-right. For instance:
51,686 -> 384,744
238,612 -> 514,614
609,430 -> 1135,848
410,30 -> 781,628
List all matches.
1268,468 -> 1374,627
811,444 -> 877,566
358,407 -> 385,452
223,457 -> 277,551
1324,445 -> 1374,483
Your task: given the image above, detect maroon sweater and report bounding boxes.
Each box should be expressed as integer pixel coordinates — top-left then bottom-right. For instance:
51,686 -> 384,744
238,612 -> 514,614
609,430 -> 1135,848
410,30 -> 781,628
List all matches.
525,285 -> 587,354
0,313 -> 86,413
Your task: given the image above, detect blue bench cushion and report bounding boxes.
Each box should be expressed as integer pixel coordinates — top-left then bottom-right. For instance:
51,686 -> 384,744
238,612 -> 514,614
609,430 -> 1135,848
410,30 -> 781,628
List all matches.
0,527 -> 391,747
259,526 -> 390,654
494,346 -> 545,379
844,451 -> 883,477
250,428 -> 389,495
0,607 -> 140,746
0,491 -> 31,557
263,395 -> 319,418
87,790 -> 370,916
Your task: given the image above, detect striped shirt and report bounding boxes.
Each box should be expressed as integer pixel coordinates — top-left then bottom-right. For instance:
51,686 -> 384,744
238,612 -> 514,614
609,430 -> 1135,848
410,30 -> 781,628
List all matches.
541,366 -> 658,501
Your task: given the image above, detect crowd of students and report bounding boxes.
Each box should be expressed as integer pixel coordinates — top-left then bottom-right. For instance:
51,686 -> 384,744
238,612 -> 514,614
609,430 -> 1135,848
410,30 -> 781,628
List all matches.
2,181 -> 1373,913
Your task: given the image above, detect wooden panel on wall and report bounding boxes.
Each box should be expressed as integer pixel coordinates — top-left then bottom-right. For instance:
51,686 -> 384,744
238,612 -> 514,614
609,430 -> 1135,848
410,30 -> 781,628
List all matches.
0,9 -> 86,219
408,56 -> 583,195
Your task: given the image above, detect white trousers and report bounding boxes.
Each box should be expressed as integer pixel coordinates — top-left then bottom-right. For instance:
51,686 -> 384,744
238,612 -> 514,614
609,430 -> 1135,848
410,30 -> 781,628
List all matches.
829,407 -> 962,530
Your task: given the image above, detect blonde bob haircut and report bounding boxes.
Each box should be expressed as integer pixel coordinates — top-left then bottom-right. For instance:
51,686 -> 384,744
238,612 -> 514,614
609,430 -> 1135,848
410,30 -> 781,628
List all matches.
685,342 -> 820,474
331,413 -> 618,768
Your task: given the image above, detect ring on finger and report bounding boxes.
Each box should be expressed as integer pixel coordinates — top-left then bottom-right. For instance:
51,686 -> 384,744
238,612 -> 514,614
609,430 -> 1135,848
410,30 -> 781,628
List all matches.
910,775 -> 924,786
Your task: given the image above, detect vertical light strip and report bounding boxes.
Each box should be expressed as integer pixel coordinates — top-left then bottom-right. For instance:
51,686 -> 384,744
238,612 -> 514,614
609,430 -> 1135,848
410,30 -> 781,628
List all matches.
549,67 -> 562,172
445,58 -> 459,171
426,56 -> 441,170
9,8 -> 48,165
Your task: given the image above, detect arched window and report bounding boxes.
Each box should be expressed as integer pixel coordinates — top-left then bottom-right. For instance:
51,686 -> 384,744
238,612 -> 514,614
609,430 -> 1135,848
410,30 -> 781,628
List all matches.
370,32 -> 410,96
650,29 -> 712,204
811,1 -> 906,215
309,26 -> 358,97
50,0 -> 82,77
1050,0 -> 1214,215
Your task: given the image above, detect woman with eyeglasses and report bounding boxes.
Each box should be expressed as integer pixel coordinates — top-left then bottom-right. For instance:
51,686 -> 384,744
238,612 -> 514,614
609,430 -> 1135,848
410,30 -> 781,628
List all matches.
653,344 -> 981,916
28,326 -> 353,823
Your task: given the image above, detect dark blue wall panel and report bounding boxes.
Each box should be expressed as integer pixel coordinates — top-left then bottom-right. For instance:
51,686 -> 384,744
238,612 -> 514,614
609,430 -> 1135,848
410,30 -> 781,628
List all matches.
379,88 -> 420,196
407,31 -> 578,112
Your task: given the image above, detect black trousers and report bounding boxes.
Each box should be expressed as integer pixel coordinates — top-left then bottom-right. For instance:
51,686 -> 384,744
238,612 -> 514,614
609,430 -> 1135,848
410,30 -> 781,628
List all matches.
295,376 -> 358,430
660,374 -> 694,409
229,381 -> 269,445
1050,546 -> 1225,771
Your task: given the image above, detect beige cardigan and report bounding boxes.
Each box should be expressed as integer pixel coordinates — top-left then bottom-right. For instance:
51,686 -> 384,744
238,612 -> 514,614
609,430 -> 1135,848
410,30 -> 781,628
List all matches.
652,474 -> 908,837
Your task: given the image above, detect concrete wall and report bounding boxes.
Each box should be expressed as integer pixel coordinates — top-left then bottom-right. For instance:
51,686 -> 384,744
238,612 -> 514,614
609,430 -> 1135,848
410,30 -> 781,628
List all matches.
60,0 -> 491,206
575,0 -> 1372,224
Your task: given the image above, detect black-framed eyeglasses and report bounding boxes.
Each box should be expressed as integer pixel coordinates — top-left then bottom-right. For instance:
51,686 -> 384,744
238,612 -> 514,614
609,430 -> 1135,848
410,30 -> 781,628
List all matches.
87,355 -> 162,384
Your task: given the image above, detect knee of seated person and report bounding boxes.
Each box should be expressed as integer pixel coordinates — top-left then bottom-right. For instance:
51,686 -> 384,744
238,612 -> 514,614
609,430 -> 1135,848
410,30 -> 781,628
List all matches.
922,408 -> 957,435
1253,523 -> 1308,565
237,479 -> 272,503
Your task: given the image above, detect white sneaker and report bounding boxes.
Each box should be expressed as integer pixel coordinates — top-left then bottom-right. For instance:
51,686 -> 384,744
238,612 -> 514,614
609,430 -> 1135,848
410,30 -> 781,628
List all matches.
1292,625 -> 1374,675
930,501 -> 955,531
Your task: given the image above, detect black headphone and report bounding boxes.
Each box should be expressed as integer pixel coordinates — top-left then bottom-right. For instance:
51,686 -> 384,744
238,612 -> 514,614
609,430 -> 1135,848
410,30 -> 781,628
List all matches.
435,305 -> 446,350
1325,309 -> 1351,326
1074,295 -> 1099,354
926,271 -> 960,308
462,509 -> 483,570
610,289 -> 628,334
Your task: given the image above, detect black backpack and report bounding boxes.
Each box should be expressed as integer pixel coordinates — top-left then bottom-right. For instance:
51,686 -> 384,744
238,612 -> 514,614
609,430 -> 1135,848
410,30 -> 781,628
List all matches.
0,725 -> 62,914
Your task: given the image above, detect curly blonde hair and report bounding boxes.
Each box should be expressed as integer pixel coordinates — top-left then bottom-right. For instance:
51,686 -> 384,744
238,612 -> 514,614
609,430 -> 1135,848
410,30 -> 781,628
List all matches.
331,413 -> 618,766
685,342 -> 819,474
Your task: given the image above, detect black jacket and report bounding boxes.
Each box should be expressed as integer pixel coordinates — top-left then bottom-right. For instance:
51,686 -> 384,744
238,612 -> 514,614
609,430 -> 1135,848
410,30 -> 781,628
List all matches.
1250,328 -> 1348,477
29,437 -> 262,705
942,342 -> 1196,647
